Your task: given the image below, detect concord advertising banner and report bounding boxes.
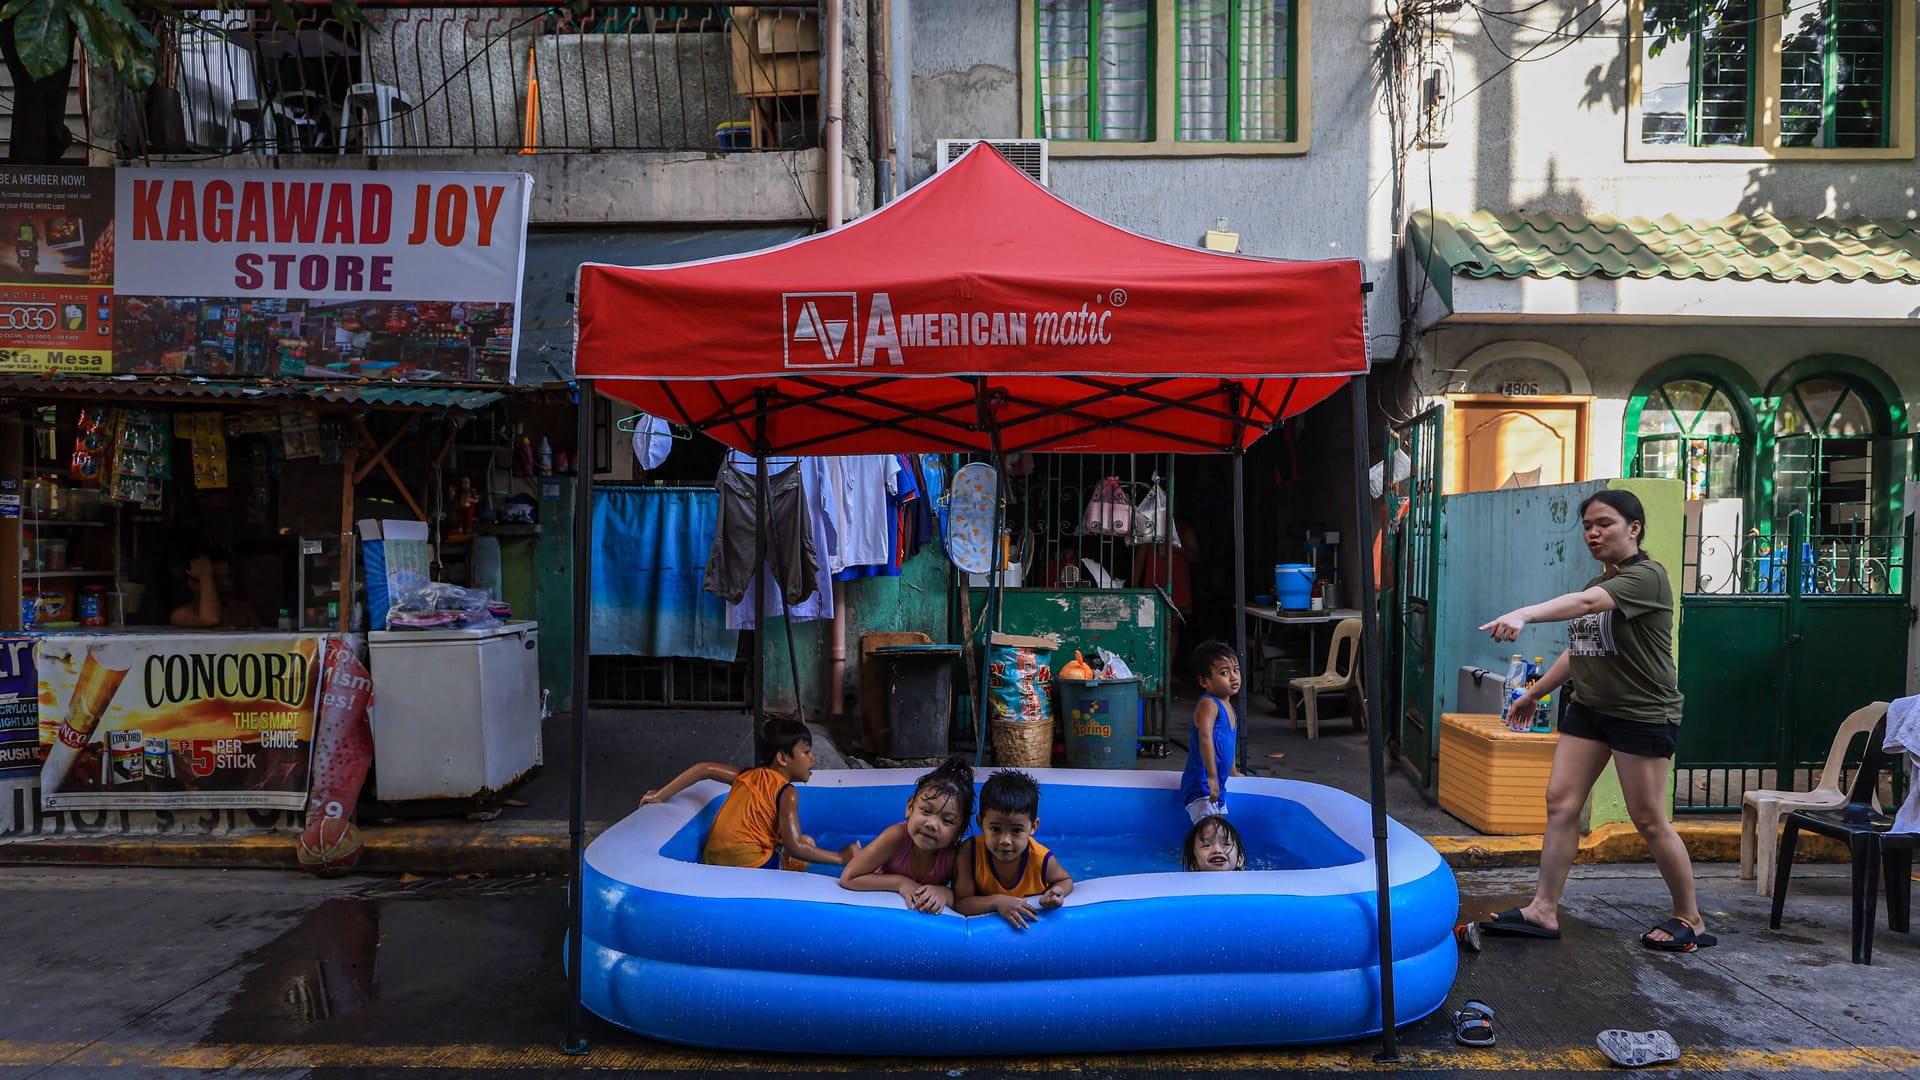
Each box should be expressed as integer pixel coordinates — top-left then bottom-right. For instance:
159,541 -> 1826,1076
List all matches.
37,634 -> 326,811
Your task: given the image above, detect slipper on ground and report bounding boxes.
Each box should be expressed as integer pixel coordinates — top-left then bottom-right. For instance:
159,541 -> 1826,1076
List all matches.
1453,1000 -> 1495,1048
1596,1029 -> 1680,1068
1640,917 -> 1717,952
1480,907 -> 1561,939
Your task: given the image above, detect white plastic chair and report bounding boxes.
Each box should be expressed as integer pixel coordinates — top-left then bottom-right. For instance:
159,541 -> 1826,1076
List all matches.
1286,617 -> 1364,740
1741,700 -> 1888,896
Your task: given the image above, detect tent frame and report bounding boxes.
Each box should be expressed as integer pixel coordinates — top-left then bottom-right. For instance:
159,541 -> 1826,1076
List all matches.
563,361 -> 1402,1061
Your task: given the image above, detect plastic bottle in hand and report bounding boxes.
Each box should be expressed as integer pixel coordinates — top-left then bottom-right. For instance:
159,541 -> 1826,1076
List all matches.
1499,654 -> 1528,730
1532,693 -> 1553,734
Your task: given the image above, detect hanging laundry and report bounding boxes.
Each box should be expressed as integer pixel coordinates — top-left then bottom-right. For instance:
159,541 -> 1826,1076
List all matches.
728,457 -> 837,629
705,458 -> 819,605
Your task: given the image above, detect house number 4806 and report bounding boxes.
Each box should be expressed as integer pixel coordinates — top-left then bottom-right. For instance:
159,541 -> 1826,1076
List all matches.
1501,381 -> 1540,397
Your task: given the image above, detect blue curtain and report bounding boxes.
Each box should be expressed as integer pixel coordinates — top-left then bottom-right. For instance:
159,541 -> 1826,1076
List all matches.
592,487 -> 740,662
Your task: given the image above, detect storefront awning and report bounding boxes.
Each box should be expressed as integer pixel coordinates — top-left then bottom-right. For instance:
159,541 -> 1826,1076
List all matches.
0,378 -> 505,411
1408,210 -> 1920,326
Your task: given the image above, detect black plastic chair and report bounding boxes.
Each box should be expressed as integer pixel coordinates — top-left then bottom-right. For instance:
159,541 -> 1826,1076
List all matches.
1768,714 -> 1915,964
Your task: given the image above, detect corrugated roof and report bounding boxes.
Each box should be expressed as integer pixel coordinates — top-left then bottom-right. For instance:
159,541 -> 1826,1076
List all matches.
0,378 -> 505,410
1409,210 -> 1920,285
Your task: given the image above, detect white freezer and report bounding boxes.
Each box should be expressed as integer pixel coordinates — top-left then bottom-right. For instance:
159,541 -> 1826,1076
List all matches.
367,619 -> 541,801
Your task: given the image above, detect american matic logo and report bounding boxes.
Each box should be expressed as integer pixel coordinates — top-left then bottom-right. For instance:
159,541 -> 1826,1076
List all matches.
782,289 -> 1127,369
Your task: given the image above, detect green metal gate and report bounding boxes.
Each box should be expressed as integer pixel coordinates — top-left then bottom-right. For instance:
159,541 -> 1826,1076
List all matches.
1675,510 -> 1912,812
1387,406 -> 1444,788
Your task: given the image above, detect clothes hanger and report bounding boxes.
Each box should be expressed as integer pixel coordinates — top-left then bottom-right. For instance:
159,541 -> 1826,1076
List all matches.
615,411 -> 692,439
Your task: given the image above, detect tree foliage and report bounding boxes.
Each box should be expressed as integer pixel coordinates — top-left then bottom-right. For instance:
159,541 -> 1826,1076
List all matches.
2,0 -> 365,92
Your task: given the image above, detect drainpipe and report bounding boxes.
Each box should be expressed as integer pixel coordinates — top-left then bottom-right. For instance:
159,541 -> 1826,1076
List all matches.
826,0 -> 849,730
890,0 -> 910,190
826,0 -> 845,228
868,0 -> 893,202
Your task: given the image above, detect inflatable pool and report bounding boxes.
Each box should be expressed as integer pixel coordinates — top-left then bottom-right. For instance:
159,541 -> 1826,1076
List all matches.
581,768 -> 1458,1054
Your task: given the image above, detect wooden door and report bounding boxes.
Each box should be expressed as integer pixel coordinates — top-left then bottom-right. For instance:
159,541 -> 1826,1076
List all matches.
1445,395 -> 1591,494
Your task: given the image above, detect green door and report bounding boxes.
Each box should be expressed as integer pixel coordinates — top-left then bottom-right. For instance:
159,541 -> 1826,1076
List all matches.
1390,407 -> 1443,788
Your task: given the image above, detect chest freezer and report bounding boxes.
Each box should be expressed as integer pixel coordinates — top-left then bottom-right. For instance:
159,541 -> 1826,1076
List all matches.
366,620 -> 541,801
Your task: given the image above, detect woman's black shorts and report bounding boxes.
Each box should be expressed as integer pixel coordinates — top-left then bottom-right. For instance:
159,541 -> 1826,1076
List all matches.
1559,701 -> 1679,759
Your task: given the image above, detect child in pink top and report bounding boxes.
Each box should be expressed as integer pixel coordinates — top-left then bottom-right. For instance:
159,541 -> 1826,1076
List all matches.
839,757 -> 973,913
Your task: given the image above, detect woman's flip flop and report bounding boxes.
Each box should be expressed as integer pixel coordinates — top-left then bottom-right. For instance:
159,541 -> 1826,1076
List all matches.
1597,1029 -> 1681,1067
1640,917 -> 1717,952
1480,907 -> 1561,939
1453,1000 -> 1496,1047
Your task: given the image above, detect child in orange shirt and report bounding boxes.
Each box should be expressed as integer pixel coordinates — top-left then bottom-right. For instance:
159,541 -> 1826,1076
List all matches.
641,718 -> 859,870
954,769 -> 1073,928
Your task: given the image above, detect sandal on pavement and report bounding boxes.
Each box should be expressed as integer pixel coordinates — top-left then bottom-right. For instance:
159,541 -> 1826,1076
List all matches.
1453,1000 -> 1495,1048
1640,917 -> 1717,952
1597,1029 -> 1680,1068
1481,907 -> 1561,939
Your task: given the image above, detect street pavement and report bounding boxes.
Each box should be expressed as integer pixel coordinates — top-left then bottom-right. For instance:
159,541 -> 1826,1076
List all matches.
0,862 -> 1913,1079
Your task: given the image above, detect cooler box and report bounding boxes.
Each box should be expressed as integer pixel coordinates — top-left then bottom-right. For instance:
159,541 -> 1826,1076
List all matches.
367,620 -> 541,801
1438,712 -> 1556,834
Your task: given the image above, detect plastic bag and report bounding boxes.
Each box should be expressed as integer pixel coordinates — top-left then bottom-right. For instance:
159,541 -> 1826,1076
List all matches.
385,580 -> 504,631
988,643 -> 1054,723
1132,478 -> 1185,547
1080,476 -> 1134,537
1095,648 -> 1135,680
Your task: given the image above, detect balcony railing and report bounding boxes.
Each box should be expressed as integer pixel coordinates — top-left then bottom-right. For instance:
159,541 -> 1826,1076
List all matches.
123,2 -> 823,156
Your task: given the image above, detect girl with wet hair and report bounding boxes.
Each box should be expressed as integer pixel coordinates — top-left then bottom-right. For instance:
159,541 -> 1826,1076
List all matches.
839,757 -> 975,913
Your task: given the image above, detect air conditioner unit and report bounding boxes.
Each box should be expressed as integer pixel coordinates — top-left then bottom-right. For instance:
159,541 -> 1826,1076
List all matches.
936,138 -> 1048,185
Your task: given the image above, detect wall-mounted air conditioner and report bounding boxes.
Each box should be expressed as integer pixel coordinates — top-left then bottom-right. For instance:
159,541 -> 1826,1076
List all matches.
935,138 -> 1048,185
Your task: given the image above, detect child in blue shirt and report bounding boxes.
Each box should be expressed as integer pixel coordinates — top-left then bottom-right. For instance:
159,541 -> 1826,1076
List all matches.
1179,640 -> 1241,822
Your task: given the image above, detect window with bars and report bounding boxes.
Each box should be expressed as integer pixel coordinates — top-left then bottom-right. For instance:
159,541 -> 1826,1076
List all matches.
1635,0 -> 1898,154
1034,0 -> 1298,145
1632,378 -> 1747,500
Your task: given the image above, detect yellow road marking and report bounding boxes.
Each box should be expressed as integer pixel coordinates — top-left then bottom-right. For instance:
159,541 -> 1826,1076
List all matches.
0,1040 -> 1915,1072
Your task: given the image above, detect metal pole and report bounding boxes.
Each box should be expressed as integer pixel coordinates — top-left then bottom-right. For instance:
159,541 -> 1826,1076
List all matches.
1348,372 -> 1398,1061
1231,449 -> 1248,774
562,384 -> 594,1056
979,394 -> 1007,764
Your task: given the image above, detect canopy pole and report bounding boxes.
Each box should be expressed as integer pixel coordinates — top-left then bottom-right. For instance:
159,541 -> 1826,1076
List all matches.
752,397 -> 770,739
1349,372 -> 1398,1062
1231,449 -> 1248,774
562,383 -> 594,1057
977,382 -> 1006,765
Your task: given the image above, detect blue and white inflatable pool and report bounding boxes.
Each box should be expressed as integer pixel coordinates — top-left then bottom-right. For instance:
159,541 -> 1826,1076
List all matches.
581,769 -> 1458,1054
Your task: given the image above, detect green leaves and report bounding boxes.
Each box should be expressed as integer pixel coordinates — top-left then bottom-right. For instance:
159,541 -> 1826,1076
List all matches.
8,0 -> 73,81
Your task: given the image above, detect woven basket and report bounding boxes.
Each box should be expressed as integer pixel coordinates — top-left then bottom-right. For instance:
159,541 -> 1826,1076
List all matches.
990,718 -> 1053,768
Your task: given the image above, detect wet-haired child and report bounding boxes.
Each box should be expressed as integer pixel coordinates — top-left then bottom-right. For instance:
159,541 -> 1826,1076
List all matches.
1180,640 -> 1242,822
1183,814 -> 1246,872
641,718 -> 860,870
840,757 -> 974,913
954,769 -> 1074,928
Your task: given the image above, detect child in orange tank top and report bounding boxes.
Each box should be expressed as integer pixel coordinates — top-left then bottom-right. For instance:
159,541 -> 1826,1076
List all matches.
641,718 -> 861,871
954,769 -> 1074,928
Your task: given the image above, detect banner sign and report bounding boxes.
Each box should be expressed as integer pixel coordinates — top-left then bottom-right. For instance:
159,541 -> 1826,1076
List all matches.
0,167 -> 115,374
0,636 -> 38,782
37,633 -> 325,810
113,168 -> 531,383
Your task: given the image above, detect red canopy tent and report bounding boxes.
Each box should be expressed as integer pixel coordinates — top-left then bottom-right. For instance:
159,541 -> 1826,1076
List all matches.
574,145 -> 1367,454
563,145 -> 1400,1055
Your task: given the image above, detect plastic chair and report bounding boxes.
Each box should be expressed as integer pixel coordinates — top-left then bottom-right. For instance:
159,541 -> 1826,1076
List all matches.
1768,714 -> 1916,965
1741,701 -> 1888,896
1286,617 -> 1363,740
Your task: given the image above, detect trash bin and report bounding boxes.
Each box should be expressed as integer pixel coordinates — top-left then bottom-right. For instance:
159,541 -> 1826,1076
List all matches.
873,645 -> 963,758
1059,676 -> 1143,769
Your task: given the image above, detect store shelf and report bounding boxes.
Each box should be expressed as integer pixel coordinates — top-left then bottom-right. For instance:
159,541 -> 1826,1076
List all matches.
23,570 -> 117,579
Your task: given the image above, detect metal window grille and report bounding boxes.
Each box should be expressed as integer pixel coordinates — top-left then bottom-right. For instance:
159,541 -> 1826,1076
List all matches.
1779,0 -> 1891,148
1176,0 -> 1291,142
589,655 -> 750,708
1036,0 -> 1153,141
1639,0 -> 1755,146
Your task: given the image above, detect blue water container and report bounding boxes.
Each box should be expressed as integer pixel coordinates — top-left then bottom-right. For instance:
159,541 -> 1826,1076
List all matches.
1275,564 -> 1316,610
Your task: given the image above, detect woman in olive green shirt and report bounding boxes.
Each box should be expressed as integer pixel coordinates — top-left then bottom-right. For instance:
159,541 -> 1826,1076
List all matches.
1476,489 -> 1712,952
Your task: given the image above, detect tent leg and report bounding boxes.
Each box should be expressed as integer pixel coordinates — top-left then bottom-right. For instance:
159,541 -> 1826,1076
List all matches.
1232,450 -> 1248,774
980,431 -> 1008,765
753,454 -> 769,737
562,385 -> 594,1057
1349,373 -> 1398,1061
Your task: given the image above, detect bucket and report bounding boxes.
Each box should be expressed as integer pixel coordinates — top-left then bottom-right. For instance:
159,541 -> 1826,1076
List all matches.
1058,677 -> 1143,769
1275,563 -> 1316,610
873,645 -> 963,758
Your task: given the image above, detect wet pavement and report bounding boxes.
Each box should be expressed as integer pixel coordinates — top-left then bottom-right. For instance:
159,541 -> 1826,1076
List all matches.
0,862 -> 1914,1078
